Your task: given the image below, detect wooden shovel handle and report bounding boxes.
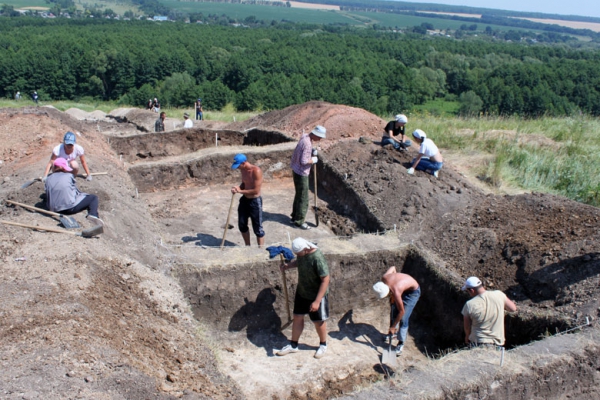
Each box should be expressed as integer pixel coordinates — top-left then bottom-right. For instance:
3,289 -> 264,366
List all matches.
5,200 -> 61,218
0,220 -> 78,235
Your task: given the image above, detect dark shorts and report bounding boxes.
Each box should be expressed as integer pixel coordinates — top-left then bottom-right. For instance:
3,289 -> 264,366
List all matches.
293,292 -> 329,322
238,196 -> 265,238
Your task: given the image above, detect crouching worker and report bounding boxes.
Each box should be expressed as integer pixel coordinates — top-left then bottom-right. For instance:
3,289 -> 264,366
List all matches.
277,237 -> 330,359
45,158 -> 104,229
407,129 -> 443,178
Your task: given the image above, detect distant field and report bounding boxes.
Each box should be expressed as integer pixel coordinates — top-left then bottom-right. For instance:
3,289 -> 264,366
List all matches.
351,11 -> 536,32
160,1 -> 358,24
514,17 -> 600,33
6,0 -> 49,8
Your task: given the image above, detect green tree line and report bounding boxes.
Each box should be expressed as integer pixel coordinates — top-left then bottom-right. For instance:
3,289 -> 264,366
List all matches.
1,18 -> 600,116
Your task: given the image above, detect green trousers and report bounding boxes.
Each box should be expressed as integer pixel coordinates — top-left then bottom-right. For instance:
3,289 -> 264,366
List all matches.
291,172 -> 309,226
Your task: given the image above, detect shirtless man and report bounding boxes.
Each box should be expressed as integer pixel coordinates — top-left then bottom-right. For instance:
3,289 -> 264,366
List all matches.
231,154 -> 265,247
373,267 -> 421,356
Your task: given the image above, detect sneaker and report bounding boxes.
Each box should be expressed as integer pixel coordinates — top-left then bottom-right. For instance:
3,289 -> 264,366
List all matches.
314,345 -> 327,359
86,215 -> 104,227
396,344 -> 404,356
297,223 -> 311,230
276,344 -> 298,356
433,170 -> 439,178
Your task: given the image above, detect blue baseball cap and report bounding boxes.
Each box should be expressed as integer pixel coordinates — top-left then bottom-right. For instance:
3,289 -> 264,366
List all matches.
231,154 -> 247,169
64,131 -> 76,145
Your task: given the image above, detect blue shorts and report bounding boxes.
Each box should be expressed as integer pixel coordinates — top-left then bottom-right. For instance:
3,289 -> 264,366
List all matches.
293,292 -> 329,322
238,196 -> 265,238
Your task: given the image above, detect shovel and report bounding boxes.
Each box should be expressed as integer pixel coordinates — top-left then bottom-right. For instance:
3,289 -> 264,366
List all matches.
220,193 -> 236,250
21,172 -> 108,189
1,220 -> 103,238
381,334 -> 397,367
313,164 -> 319,227
5,200 -> 80,229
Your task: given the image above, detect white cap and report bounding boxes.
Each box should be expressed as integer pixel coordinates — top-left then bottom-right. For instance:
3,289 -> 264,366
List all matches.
373,282 -> 390,299
311,125 -> 327,138
412,129 -> 426,140
395,114 -> 408,123
291,237 -> 317,254
462,277 -> 482,291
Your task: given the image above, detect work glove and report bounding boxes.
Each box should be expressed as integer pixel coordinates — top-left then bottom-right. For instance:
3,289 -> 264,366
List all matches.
311,157 -> 318,164
407,168 -> 415,175
41,176 -> 47,183
312,149 -> 318,156
86,175 -> 93,181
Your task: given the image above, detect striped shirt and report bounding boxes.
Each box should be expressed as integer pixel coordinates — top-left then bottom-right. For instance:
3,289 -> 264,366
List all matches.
291,134 -> 313,176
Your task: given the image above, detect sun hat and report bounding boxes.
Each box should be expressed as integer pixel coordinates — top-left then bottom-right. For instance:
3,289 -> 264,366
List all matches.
63,131 -> 76,145
231,154 -> 247,169
53,157 -> 73,172
412,129 -> 426,140
461,277 -> 482,291
373,282 -> 390,299
311,125 -> 327,139
184,112 -> 189,118
395,114 -> 408,123
291,237 -> 317,254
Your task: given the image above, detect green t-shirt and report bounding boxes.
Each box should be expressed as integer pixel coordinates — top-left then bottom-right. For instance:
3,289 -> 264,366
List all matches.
297,249 -> 329,300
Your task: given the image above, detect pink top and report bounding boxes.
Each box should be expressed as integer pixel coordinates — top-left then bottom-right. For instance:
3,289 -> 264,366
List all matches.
290,134 -> 312,176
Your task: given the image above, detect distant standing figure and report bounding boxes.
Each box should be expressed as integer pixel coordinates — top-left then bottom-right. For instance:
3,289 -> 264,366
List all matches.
32,91 -> 39,104
147,99 -> 153,110
183,112 -> 193,128
195,98 -> 203,120
42,131 -> 91,181
231,154 -> 265,247
290,125 -> 326,230
461,277 -> 517,347
373,266 -> 420,356
152,98 -> 160,113
155,112 -> 166,132
382,114 -> 411,151
15,91 -> 21,101
407,129 -> 444,178
45,157 -> 103,228
277,237 -> 330,359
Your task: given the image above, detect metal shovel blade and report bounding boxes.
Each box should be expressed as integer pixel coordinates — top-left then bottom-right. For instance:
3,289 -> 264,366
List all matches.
21,178 -> 41,189
381,336 -> 397,367
80,224 -> 104,238
59,215 -> 80,229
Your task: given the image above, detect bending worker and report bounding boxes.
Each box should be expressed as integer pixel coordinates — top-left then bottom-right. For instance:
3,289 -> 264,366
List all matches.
407,129 -> 443,178
42,131 -> 91,181
45,157 -> 103,228
373,266 -> 420,356
462,276 -> 517,348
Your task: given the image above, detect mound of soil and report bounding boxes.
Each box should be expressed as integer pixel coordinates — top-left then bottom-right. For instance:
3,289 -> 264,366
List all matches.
230,101 -> 386,147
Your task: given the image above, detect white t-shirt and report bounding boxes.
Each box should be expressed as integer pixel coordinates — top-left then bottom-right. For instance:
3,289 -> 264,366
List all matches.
184,119 -> 193,128
419,138 -> 439,158
53,144 -> 84,162
462,290 -> 508,345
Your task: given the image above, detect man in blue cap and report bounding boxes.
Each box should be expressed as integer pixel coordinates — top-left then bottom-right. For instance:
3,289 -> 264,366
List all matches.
231,154 -> 265,247
42,131 -> 92,182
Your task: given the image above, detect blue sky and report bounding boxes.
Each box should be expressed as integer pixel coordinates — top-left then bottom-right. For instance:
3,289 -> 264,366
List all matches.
391,1 -> 600,18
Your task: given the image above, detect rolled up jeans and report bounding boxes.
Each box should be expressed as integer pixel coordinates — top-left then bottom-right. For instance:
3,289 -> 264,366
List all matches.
412,157 -> 443,173
390,287 -> 421,344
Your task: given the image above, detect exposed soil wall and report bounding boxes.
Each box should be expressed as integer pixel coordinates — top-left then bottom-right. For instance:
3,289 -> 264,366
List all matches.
128,147 -> 294,192
243,128 -> 295,146
176,250 -> 408,332
108,128 -> 246,162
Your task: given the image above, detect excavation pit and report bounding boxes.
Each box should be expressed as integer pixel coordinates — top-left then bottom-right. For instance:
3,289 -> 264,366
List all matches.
174,245 -> 575,399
